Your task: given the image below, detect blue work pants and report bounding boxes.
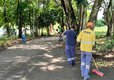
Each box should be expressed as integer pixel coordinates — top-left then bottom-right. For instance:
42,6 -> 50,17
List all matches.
80,51 -> 92,80
65,45 -> 75,66
21,35 -> 26,43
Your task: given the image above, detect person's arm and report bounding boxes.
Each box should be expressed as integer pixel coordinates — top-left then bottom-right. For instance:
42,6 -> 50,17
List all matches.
61,30 -> 67,37
76,31 -> 83,42
76,31 -> 83,46
92,32 -> 96,47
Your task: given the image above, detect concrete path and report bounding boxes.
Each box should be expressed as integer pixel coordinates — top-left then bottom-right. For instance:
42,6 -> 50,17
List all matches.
0,37 -> 113,80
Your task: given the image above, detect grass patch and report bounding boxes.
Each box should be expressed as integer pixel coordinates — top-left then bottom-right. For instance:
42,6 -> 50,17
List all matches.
0,36 -> 18,45
95,37 -> 114,52
94,26 -> 107,36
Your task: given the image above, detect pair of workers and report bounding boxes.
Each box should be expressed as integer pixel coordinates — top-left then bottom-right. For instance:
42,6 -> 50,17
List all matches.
62,22 -> 96,80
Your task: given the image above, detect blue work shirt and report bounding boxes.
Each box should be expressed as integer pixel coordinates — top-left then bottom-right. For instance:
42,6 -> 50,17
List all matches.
63,30 -> 76,46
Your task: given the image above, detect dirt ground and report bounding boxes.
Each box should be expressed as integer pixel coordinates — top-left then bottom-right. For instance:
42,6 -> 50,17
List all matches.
0,37 -> 114,80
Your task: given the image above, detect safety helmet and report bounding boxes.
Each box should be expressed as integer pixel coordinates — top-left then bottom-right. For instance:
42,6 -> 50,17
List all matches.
86,22 -> 94,28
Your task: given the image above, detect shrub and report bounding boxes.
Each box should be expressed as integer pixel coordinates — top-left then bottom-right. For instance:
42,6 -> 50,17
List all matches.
96,38 -> 114,52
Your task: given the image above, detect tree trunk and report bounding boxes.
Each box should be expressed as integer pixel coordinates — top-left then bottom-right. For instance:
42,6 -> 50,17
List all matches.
89,0 -> 103,23
18,15 -> 22,38
78,4 -> 85,31
61,0 -> 78,30
106,23 -> 112,36
3,0 -> 10,36
104,0 -> 112,36
36,0 -> 40,36
32,7 -> 35,37
17,0 -> 23,38
61,0 -> 70,28
34,0 -> 38,37
41,28 -> 44,36
29,9 -> 33,37
47,26 -> 50,36
112,10 -> 114,36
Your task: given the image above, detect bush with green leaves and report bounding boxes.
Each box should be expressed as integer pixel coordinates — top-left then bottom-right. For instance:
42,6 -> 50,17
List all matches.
96,38 -> 114,52
39,9 -> 63,28
0,36 -> 18,45
96,19 -> 106,27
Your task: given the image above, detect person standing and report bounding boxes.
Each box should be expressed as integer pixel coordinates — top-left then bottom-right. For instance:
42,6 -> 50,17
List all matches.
62,25 -> 77,66
21,27 -> 26,44
77,22 -> 96,80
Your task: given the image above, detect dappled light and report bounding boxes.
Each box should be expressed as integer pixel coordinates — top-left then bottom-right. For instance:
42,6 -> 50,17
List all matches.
93,53 -> 114,68
7,40 -> 61,53
7,44 -> 49,51
37,37 -> 58,41
0,0 -> 114,79
0,36 -> 114,80
0,37 -> 113,80
47,65 -> 63,71
96,60 -> 114,68
43,53 -> 54,58
104,54 -> 114,58
50,57 -> 65,63
31,54 -> 65,72
39,65 -> 64,71
14,56 -> 31,63
32,62 -> 49,66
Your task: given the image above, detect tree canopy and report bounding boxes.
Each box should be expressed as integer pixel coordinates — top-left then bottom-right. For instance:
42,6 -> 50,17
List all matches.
0,0 -> 113,37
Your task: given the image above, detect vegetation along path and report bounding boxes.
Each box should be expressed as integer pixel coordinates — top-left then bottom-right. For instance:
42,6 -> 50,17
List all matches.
0,37 -> 114,80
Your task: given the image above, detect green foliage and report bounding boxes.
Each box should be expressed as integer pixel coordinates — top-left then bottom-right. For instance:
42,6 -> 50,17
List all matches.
95,32 -> 107,37
76,0 -> 84,4
39,9 -> 63,27
94,26 -> 107,37
96,38 -> 114,52
96,19 -> 106,27
38,0 -> 63,28
76,0 -> 88,6
0,35 -> 17,45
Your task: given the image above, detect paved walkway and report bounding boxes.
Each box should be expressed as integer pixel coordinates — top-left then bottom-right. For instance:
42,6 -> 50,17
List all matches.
0,37 -> 113,80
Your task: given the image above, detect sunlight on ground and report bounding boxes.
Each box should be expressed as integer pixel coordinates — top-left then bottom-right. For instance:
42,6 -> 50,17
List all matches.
33,62 -> 49,66
14,56 -> 31,63
43,53 -> 54,58
6,37 -> 66,73
50,57 -> 65,63
47,65 -> 63,71
7,42 -> 60,53
104,54 -> 114,58
7,45 -> 49,51
32,62 -> 64,71
31,56 -> 65,71
37,37 -> 58,41
39,65 -> 64,71
97,60 -> 114,67
20,77 -> 26,80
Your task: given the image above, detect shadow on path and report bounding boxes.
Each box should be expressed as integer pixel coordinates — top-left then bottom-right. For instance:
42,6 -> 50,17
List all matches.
0,37 -> 113,80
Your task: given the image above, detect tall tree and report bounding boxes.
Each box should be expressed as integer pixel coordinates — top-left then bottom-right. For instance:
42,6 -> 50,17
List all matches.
112,0 -> 114,36
103,0 -> 113,36
61,0 -> 78,29
89,0 -> 103,23
3,0 -> 10,36
76,0 -> 88,31
17,0 -> 23,38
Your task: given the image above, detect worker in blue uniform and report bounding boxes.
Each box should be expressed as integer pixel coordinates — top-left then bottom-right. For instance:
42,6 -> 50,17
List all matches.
62,25 -> 77,66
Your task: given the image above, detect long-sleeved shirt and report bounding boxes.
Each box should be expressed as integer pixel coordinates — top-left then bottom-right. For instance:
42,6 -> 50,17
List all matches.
77,28 -> 96,52
63,29 -> 76,46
